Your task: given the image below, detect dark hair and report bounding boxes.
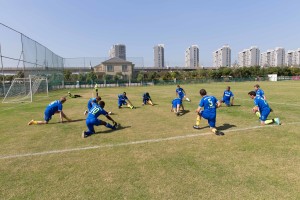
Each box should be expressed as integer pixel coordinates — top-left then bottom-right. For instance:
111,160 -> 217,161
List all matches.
123,92 -> 126,95
227,86 -> 230,89
254,84 -> 260,88
199,89 -> 207,96
99,101 -> 105,107
248,91 -> 256,96
146,92 -> 149,96
177,85 -> 180,87
96,96 -> 101,101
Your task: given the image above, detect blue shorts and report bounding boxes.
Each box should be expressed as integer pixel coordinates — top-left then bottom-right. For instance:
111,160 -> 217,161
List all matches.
222,98 -> 231,106
179,94 -> 184,99
260,108 -> 271,121
44,111 -> 53,122
118,100 -> 127,107
200,111 -> 216,128
86,118 -> 102,134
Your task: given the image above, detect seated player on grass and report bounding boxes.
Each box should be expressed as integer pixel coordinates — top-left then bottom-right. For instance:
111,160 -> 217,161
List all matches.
118,92 -> 135,109
142,92 -> 154,106
176,85 -> 191,102
82,101 -> 118,138
84,96 -> 101,115
193,89 -> 223,136
28,97 -> 71,125
221,86 -> 234,106
248,91 -> 280,126
171,97 -> 182,116
68,91 -> 82,98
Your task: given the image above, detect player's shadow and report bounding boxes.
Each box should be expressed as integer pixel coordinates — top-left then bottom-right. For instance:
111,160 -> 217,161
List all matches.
180,110 -> 190,116
52,119 -> 86,124
217,123 -> 236,132
230,105 -> 241,107
95,125 -> 131,134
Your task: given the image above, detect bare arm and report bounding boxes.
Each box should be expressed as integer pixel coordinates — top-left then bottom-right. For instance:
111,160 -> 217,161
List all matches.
60,111 -> 71,122
105,115 -> 115,123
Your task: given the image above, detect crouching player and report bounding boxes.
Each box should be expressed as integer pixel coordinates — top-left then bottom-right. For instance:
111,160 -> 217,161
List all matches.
28,97 -> 71,125
221,86 -> 234,106
142,92 -> 154,106
248,91 -> 280,126
82,101 -> 118,138
171,97 -> 182,116
193,89 -> 223,135
84,96 -> 101,115
118,92 -> 135,109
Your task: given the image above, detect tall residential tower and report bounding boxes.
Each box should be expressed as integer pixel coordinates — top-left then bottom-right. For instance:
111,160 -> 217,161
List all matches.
238,46 -> 260,67
109,44 -> 126,60
185,45 -> 199,68
213,45 -> 231,67
154,44 -> 165,68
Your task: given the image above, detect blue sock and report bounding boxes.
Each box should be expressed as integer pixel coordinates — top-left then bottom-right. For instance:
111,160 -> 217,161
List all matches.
106,123 -> 116,130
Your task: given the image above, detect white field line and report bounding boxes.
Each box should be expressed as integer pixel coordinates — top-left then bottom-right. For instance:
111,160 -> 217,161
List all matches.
235,97 -> 300,107
1,121 -> 300,160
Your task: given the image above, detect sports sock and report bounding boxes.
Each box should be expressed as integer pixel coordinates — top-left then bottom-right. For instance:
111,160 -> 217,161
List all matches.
196,116 -> 201,126
186,98 -> 190,102
256,111 -> 261,118
211,128 -> 217,134
265,119 -> 274,125
106,123 -> 115,130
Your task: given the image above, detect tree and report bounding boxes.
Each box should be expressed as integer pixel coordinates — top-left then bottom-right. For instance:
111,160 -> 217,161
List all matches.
64,69 -> 72,81
15,71 -> 25,78
137,72 -> 144,82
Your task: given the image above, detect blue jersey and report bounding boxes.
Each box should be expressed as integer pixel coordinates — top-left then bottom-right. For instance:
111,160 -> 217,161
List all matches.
87,98 -> 97,110
176,88 -> 185,98
223,90 -> 234,101
256,89 -> 265,98
172,98 -> 182,107
199,96 -> 218,115
118,94 -> 128,102
45,100 -> 62,116
143,93 -> 151,100
87,103 -> 108,120
253,96 -> 270,112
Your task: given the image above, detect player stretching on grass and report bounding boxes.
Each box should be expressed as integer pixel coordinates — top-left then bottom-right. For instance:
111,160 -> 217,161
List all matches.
118,92 -> 135,109
171,97 -> 182,116
82,101 -> 118,138
193,89 -> 223,135
142,92 -> 154,106
248,91 -> 280,126
176,85 -> 191,102
28,97 -> 71,125
221,86 -> 234,106
84,96 -> 102,115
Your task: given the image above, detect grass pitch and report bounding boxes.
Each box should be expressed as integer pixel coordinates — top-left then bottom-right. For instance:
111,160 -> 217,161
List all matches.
0,81 -> 300,199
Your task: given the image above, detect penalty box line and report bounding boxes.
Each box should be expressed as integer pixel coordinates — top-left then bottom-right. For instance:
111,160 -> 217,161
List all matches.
1,122 -> 300,160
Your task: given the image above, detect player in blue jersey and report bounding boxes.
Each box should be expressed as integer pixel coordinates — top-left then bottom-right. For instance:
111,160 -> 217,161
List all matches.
28,97 -> 71,125
221,86 -> 234,106
171,97 -> 183,116
82,101 -> 118,138
193,89 -> 223,135
248,91 -> 280,125
84,96 -> 102,115
118,92 -> 134,109
142,92 -> 154,106
176,85 -> 191,102
254,84 -> 266,99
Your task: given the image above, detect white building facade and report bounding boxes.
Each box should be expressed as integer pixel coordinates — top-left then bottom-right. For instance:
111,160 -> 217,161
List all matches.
286,48 -> 300,66
185,45 -> 199,67
213,45 -> 231,67
260,47 -> 285,67
154,44 -> 165,68
238,46 -> 260,67
109,44 -> 126,60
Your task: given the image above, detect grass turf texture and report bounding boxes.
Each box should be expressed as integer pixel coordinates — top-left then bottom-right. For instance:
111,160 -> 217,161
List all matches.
0,81 -> 300,199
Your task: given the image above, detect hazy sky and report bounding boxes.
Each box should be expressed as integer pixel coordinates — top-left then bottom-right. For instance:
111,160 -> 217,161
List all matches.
0,0 -> 300,67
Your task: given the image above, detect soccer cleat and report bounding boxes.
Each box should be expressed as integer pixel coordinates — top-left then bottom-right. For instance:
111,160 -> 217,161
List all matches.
28,119 -> 34,125
193,125 -> 200,129
108,111 -> 112,115
274,118 -> 281,125
82,131 -> 87,138
84,110 -> 88,115
113,122 -> 119,129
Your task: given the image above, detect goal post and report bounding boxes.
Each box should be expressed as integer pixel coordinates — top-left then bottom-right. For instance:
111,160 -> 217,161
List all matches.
2,75 -> 48,103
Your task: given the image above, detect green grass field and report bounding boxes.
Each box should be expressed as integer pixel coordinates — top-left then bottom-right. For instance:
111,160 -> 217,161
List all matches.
1,81 -> 300,199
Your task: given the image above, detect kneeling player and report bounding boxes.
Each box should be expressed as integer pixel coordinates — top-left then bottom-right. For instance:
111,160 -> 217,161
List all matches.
142,92 -> 154,106
84,96 -> 101,115
171,97 -> 182,116
118,92 -> 134,109
221,86 -> 234,106
82,101 -> 118,138
248,91 -> 280,126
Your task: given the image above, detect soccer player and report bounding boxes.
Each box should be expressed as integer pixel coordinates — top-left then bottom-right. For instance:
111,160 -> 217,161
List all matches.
142,92 -> 154,106
28,97 -> 71,125
84,96 -> 102,115
176,85 -> 191,102
94,84 -> 99,97
118,92 -> 134,109
68,91 -> 82,98
82,101 -> 118,138
221,86 -> 234,106
248,91 -> 280,126
171,97 -> 182,116
254,84 -> 266,99
193,89 -> 223,135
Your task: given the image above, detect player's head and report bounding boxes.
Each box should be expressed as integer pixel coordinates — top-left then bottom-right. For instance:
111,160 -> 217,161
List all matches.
95,96 -> 101,102
199,89 -> 207,96
146,92 -> 149,96
123,92 -> 126,96
177,85 -> 180,88
60,97 -> 67,103
248,91 -> 256,99
254,84 -> 260,90
99,101 -> 105,108
227,86 -> 231,91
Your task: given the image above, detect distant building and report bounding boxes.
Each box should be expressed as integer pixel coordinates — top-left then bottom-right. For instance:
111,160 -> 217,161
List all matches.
109,44 -> 126,60
286,48 -> 300,66
154,44 -> 165,68
94,57 -> 133,78
185,45 -> 199,68
260,47 -> 285,67
238,46 -> 260,67
213,45 -> 231,67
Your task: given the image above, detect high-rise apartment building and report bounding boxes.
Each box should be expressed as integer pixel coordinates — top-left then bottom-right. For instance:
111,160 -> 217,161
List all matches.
109,44 -> 126,60
286,48 -> 300,66
154,44 -> 165,68
185,45 -> 199,68
213,45 -> 231,67
260,47 -> 285,67
238,46 -> 260,67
